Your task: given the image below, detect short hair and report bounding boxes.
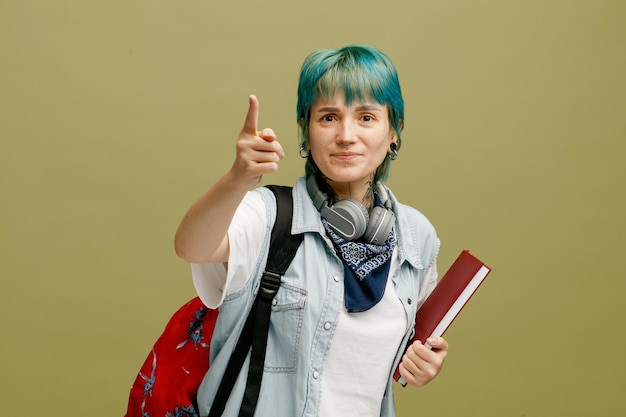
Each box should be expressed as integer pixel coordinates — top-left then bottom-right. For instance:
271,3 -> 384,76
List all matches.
296,45 -> 404,182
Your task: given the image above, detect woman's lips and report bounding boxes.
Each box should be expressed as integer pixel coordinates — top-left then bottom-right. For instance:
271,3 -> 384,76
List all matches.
332,152 -> 360,162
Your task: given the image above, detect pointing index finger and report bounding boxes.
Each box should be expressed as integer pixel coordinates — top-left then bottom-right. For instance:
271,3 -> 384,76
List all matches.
242,95 -> 259,135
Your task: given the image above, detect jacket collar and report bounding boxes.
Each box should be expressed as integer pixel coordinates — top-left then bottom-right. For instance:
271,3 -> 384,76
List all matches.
291,177 -> 425,270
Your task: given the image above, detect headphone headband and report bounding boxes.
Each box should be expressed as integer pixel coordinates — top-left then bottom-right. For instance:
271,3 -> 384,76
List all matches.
306,176 -> 395,243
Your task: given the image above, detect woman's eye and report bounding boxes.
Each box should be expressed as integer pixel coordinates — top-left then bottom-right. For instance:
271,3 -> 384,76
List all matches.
323,115 -> 334,122
362,114 -> 373,122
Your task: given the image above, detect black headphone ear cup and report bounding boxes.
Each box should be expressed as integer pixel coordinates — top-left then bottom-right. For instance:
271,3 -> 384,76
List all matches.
322,198 -> 369,241
363,206 -> 396,244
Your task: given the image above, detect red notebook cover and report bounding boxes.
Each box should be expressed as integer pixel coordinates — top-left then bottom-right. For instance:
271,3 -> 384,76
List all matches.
394,249 -> 492,386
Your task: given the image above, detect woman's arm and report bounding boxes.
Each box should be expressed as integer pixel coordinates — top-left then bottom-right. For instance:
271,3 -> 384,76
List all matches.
174,95 -> 284,263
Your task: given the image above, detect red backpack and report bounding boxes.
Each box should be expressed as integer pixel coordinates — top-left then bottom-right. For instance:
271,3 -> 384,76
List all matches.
125,297 -> 218,417
124,186 -> 302,417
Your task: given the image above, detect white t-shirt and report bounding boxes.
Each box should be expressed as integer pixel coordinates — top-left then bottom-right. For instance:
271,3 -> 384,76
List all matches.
319,272 -> 405,416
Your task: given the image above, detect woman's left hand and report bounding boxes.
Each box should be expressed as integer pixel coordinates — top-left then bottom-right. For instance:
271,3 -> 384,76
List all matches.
397,337 -> 448,387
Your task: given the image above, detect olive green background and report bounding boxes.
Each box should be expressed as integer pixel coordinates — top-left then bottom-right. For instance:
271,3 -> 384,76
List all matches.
1,0 -> 625,416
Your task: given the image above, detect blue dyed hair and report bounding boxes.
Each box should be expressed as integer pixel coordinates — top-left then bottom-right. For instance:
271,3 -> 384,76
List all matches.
296,45 -> 404,182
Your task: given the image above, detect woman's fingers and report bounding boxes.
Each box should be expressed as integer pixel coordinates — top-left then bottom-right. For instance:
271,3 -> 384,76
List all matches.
232,95 -> 284,184
242,95 -> 259,136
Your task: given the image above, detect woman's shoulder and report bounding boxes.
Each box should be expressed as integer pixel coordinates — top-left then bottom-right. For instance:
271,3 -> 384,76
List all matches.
394,201 -> 438,247
248,185 -> 282,224
388,191 -> 436,234
237,189 -> 270,221
388,192 -> 440,269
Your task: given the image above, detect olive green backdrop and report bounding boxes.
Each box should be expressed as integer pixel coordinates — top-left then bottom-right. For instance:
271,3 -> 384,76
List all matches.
1,0 -> 624,416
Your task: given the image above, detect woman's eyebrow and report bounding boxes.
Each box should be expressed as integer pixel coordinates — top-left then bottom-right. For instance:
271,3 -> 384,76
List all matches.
315,105 -> 382,113
315,106 -> 340,113
355,104 -> 382,112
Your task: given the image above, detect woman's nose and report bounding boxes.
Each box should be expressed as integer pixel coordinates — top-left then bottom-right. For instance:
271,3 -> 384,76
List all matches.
337,121 -> 357,145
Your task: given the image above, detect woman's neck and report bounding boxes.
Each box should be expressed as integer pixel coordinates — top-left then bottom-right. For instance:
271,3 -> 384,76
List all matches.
324,177 -> 376,209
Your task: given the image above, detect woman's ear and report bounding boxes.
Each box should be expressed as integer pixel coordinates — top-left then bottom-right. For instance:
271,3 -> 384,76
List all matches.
390,133 -> 398,148
299,119 -> 310,158
391,119 -> 402,143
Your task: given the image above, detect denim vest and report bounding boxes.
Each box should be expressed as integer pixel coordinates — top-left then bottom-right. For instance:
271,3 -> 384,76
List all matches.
196,177 -> 440,417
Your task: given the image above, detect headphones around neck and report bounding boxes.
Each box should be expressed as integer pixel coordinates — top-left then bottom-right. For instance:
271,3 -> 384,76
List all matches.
306,175 -> 396,244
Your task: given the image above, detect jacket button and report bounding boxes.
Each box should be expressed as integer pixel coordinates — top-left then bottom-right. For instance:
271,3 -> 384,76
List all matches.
313,371 -> 320,379
324,322 -> 331,330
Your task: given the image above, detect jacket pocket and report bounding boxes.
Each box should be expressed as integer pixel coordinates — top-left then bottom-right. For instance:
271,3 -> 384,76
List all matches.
263,281 -> 307,373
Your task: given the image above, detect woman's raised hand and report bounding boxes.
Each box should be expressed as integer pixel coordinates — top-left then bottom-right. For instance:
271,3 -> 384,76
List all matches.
231,95 -> 284,189
174,95 -> 285,263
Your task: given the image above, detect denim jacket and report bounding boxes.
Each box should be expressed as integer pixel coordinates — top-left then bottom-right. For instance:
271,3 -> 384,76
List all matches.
196,177 -> 440,417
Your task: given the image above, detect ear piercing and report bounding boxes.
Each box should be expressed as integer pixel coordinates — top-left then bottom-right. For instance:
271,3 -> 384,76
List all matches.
299,144 -> 309,158
389,142 -> 398,160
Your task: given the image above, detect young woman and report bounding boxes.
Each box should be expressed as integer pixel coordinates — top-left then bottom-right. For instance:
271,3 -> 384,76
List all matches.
175,45 -> 448,417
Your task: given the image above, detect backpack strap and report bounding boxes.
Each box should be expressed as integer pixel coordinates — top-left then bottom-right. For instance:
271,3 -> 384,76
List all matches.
208,185 -> 304,417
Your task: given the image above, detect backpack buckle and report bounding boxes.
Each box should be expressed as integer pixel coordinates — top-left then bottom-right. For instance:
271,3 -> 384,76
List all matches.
259,272 -> 281,299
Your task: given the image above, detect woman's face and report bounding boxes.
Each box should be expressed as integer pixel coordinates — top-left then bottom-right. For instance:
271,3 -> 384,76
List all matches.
307,90 -> 395,198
